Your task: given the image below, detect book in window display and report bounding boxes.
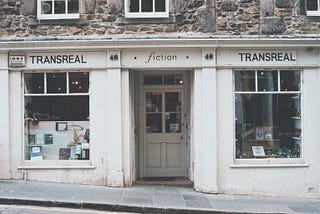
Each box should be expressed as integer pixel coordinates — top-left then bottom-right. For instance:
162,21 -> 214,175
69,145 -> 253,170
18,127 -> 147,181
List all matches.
30,145 -> 43,161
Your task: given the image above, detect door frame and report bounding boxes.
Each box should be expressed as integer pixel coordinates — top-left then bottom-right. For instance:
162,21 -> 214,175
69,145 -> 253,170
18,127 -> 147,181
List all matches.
137,71 -> 190,178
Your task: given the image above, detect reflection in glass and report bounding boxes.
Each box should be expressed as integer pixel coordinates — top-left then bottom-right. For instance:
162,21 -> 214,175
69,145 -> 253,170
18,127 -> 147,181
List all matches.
47,73 -> 67,93
129,0 -> 139,12
146,92 -> 162,112
258,70 -> 278,91
235,94 -> 301,159
165,92 -> 181,112
155,0 -> 165,12
144,75 -> 162,85
24,73 -> 44,94
164,75 -> 183,85
54,0 -> 66,14
142,0 -> 153,12
24,96 -> 89,121
307,0 -> 318,11
41,1 -> 53,14
235,70 -> 255,92
69,72 -> 89,93
280,70 -> 301,91
166,113 -> 181,133
68,0 -> 79,13
146,113 -> 162,133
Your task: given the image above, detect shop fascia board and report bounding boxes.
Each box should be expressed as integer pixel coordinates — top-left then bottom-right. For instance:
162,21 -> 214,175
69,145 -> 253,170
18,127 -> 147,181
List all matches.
1,35 -> 320,51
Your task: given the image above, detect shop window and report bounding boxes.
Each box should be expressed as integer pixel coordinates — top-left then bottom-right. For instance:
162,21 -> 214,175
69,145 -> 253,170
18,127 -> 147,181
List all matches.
306,0 -> 320,16
125,0 -> 169,18
24,72 -> 90,161
235,70 -> 302,160
37,0 -> 79,20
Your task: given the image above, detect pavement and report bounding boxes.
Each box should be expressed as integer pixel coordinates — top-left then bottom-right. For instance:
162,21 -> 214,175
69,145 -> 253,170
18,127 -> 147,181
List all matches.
0,179 -> 319,214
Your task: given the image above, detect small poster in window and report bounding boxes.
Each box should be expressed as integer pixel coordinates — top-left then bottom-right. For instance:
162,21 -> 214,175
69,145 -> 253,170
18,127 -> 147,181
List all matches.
28,134 -> 35,144
255,128 -> 264,140
45,134 -> 53,144
252,146 -> 265,157
59,148 -> 71,160
30,145 -> 43,161
35,133 -> 45,145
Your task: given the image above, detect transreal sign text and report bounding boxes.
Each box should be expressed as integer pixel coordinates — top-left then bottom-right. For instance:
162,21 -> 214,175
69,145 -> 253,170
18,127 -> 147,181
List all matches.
29,54 -> 87,64
238,52 -> 296,62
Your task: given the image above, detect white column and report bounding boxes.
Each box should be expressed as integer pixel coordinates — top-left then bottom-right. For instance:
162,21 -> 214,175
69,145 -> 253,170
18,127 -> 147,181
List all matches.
104,68 -> 124,186
121,69 -> 132,186
0,52 -> 10,178
193,49 -> 218,193
105,50 -> 124,187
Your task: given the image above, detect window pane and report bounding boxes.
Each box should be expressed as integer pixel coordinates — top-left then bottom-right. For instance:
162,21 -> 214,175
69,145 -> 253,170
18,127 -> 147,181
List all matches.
146,113 -> 162,133
307,0 -> 318,11
164,75 -> 183,85
235,71 -> 255,92
166,113 -> 181,133
165,92 -> 181,112
155,0 -> 165,12
144,75 -> 162,85
24,73 -> 44,94
24,96 -> 89,121
68,0 -> 79,13
146,92 -> 162,112
142,0 -> 153,12
54,0 -> 66,14
258,70 -> 278,91
280,70 -> 301,91
235,94 -> 301,159
69,72 -> 89,93
41,1 -> 53,14
47,73 -> 66,93
129,0 -> 139,12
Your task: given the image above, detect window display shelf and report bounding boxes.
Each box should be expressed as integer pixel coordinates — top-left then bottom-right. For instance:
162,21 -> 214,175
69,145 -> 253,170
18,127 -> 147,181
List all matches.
291,117 -> 301,120
292,136 -> 302,140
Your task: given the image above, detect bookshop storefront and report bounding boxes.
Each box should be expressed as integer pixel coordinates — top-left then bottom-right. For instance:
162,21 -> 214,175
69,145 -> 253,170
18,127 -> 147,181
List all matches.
1,38 -> 320,198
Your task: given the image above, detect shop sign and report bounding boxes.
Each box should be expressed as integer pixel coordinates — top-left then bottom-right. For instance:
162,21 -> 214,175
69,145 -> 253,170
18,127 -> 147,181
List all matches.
122,49 -> 202,68
9,55 -> 26,67
218,50 -> 298,66
25,52 -> 107,69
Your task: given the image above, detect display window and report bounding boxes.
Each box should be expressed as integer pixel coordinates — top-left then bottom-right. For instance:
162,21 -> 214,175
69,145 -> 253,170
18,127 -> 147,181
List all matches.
235,70 -> 302,160
24,71 -> 90,161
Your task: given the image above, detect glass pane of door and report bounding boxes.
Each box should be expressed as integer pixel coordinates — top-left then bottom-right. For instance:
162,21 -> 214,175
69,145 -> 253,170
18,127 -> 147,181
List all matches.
165,92 -> 181,133
146,92 -> 162,133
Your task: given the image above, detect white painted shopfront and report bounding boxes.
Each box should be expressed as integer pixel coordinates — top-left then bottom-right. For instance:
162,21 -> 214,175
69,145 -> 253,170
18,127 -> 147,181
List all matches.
0,37 -> 319,198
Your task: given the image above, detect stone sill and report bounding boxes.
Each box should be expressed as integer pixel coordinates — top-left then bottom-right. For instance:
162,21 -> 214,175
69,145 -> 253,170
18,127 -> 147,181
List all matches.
28,17 -> 88,26
117,17 -> 175,24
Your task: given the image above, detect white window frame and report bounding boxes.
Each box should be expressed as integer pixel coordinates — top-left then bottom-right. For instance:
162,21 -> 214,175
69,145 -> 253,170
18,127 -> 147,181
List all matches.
306,0 -> 320,16
233,69 -> 305,165
37,0 -> 80,20
22,71 -> 91,166
125,0 -> 169,18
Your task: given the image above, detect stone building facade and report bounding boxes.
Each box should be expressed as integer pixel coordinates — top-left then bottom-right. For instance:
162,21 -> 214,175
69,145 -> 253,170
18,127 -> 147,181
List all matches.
0,0 -> 319,37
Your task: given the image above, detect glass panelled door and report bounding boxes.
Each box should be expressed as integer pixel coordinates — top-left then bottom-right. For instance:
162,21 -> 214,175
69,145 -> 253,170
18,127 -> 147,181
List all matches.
143,89 -> 186,177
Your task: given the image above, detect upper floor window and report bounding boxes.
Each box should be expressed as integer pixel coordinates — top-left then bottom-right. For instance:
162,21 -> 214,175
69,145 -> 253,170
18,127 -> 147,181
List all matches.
37,0 -> 79,20
125,0 -> 169,18
306,0 -> 320,16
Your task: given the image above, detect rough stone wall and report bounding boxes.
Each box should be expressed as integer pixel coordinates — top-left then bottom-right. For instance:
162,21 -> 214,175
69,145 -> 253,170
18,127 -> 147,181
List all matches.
0,0 -> 319,38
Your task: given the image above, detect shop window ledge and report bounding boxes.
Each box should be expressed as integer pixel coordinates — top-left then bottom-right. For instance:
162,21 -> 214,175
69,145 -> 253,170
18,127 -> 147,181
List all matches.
230,163 -> 309,168
18,163 -> 96,170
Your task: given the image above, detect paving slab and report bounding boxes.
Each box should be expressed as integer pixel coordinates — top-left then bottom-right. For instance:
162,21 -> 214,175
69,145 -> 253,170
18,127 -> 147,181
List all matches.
0,179 -> 319,214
